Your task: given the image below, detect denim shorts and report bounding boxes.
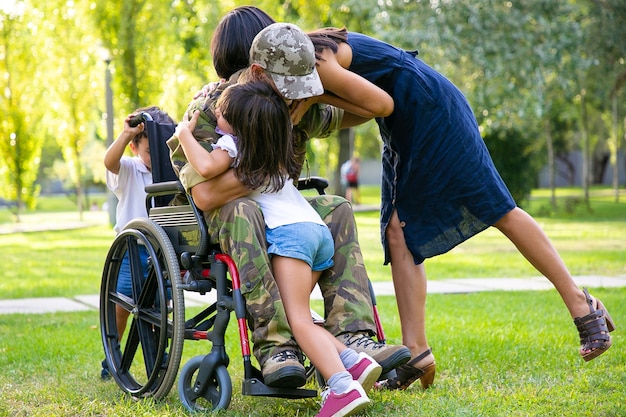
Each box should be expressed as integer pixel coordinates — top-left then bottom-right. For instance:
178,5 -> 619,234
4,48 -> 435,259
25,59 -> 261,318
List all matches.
266,222 -> 334,272
116,246 -> 149,297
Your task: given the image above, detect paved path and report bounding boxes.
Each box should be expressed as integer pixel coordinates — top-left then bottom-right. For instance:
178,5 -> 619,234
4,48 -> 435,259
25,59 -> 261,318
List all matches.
2,275 -> 625,315
2,212 -> 625,314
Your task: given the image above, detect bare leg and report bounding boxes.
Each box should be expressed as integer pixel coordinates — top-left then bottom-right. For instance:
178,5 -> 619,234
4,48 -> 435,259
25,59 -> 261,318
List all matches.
115,305 -> 130,340
493,207 -> 588,318
386,210 -> 434,366
272,257 -> 346,381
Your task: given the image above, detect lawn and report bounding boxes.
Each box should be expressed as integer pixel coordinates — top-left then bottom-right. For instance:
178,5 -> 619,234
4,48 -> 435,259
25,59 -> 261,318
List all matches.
354,186 -> 626,281
0,290 -> 624,416
0,187 -> 625,416
1,187 -> 624,299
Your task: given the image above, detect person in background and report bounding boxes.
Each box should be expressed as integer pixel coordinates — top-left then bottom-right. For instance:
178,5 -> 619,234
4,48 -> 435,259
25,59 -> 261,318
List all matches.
344,156 -> 360,205
101,106 -> 175,380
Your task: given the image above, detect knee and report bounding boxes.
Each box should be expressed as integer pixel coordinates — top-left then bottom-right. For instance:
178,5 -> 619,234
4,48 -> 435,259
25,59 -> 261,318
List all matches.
385,217 -> 405,246
493,207 -> 523,232
289,318 -> 315,335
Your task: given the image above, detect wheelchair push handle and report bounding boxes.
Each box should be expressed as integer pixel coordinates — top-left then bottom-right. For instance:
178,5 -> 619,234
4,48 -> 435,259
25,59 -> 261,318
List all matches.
128,111 -> 154,127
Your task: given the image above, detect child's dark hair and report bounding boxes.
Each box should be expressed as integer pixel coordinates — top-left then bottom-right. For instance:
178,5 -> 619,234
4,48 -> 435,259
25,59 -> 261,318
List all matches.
131,106 -> 175,145
216,80 -> 297,192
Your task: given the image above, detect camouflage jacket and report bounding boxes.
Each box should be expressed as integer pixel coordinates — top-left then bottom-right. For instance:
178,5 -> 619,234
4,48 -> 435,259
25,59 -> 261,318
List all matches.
167,70 -> 344,191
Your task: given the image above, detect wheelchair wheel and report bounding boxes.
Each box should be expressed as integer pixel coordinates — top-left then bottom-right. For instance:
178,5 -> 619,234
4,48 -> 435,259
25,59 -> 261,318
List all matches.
100,218 -> 185,399
178,355 -> 232,412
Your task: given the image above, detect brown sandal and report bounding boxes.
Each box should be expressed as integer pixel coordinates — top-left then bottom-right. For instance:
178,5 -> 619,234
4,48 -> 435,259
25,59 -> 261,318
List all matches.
378,348 -> 435,390
574,288 -> 616,362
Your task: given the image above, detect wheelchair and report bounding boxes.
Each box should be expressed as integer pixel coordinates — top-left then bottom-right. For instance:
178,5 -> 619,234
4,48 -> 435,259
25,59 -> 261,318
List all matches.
99,118 -> 389,412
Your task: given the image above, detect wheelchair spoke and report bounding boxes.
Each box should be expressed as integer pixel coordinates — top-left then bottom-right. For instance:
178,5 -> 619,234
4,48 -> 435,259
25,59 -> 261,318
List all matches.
101,218 -> 185,400
107,291 -> 135,314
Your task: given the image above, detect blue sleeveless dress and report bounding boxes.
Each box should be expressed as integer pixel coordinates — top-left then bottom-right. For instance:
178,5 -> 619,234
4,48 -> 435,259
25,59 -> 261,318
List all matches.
345,32 -> 516,264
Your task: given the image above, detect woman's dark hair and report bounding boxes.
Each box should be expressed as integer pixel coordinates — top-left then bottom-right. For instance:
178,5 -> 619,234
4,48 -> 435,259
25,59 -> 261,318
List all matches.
307,27 -> 348,59
211,6 -> 275,79
216,80 -> 298,193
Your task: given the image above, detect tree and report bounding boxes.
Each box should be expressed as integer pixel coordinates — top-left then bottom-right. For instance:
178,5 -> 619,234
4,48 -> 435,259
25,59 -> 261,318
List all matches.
0,2 -> 44,221
584,0 -> 626,201
33,1 -> 106,218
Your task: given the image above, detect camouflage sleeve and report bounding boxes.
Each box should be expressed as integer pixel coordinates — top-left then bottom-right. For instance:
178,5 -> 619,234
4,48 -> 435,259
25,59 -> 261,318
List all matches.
167,75 -> 241,190
297,103 -> 344,139
167,96 -> 219,176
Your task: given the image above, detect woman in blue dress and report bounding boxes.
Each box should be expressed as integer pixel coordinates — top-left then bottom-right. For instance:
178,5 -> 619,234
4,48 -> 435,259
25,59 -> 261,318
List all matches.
308,27 -> 615,389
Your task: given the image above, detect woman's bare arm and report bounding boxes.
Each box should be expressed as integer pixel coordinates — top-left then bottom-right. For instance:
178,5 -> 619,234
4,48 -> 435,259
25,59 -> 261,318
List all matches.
315,44 -> 394,118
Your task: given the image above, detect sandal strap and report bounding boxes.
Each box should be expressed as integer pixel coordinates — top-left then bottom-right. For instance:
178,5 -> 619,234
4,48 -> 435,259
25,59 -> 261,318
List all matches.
384,348 -> 432,390
582,288 -> 595,313
405,348 -> 432,367
574,294 -> 611,351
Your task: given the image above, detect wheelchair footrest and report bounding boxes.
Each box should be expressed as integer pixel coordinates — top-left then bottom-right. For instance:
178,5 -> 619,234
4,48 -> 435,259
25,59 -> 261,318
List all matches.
242,378 -> 317,399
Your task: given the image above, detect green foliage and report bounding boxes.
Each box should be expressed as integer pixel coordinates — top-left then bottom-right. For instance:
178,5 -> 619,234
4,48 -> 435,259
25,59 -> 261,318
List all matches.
1,0 -> 626,214
0,7 -> 44,213
482,127 -> 544,205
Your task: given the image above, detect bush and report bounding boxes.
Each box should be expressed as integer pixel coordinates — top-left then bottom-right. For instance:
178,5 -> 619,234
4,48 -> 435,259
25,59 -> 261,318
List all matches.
483,127 -> 544,205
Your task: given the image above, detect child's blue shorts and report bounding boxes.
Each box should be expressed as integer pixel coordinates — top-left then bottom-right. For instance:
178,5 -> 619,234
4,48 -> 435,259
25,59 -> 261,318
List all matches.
116,246 -> 149,297
266,222 -> 334,272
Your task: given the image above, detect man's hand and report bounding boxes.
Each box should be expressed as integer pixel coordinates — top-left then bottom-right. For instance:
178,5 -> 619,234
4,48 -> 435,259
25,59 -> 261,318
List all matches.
190,169 -> 251,211
193,81 -> 223,99
289,96 -> 318,125
175,110 -> 201,138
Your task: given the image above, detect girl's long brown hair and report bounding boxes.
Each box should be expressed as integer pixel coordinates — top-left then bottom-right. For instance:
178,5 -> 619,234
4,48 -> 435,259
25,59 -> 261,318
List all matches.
216,80 -> 298,192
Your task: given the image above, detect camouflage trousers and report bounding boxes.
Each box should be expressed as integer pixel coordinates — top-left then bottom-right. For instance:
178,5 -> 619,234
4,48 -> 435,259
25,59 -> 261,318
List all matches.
203,195 -> 376,366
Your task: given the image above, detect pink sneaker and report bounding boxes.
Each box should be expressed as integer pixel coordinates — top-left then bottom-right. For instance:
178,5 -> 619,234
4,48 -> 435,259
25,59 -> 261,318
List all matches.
346,352 -> 382,393
315,380 -> 370,417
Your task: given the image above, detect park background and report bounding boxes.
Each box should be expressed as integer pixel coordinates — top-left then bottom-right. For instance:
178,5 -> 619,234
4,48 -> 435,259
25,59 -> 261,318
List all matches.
1,0 -> 626,217
1,0 -> 626,416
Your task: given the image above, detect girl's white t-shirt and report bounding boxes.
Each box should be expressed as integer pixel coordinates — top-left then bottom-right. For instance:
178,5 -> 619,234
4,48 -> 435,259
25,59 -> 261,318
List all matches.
213,135 -> 324,229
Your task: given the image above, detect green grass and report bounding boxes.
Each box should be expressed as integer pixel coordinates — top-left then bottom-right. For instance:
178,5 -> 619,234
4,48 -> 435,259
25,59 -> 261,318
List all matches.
0,224 -> 114,298
1,187 -> 624,299
0,187 -> 625,415
355,186 -> 626,281
1,290 -> 624,416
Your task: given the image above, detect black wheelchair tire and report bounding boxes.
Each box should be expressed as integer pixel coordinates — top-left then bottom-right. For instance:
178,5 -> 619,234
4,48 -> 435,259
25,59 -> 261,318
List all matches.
100,218 -> 185,400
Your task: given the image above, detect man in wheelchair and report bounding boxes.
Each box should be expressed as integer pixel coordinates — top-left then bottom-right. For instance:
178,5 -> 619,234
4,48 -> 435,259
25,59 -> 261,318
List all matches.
166,7 -> 410,389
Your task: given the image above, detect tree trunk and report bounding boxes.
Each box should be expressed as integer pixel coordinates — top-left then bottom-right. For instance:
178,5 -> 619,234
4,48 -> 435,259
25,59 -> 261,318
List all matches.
612,94 -> 619,202
545,118 -> 556,208
336,128 -> 353,195
580,91 -> 591,209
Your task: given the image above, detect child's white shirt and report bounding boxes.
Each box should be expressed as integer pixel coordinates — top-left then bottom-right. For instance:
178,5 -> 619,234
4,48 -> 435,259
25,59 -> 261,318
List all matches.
213,135 -> 325,229
106,156 -> 152,233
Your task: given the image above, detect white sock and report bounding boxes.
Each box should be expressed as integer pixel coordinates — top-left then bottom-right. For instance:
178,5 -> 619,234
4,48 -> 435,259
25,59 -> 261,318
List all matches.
327,371 -> 353,394
339,348 -> 360,369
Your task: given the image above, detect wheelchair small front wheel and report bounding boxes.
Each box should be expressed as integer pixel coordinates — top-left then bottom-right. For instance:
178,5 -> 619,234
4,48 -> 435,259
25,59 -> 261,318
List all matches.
178,355 -> 232,412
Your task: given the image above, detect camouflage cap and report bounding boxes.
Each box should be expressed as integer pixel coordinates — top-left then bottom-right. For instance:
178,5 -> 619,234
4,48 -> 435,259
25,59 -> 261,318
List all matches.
250,23 -> 324,100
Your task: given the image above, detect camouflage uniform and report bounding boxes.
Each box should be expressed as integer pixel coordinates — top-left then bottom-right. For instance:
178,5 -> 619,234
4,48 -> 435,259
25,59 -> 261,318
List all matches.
204,195 -> 376,364
167,70 -> 377,365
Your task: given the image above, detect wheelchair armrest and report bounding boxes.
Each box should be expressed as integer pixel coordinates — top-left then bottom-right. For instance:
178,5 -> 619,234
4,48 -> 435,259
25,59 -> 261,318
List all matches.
145,180 -> 185,196
297,176 -> 328,195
